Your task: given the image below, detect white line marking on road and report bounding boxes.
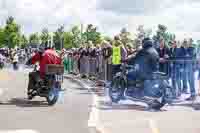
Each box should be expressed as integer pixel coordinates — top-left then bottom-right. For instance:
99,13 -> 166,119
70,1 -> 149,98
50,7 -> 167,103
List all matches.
88,94 -> 100,127
0,89 -> 4,96
149,119 -> 160,133
0,129 -> 39,133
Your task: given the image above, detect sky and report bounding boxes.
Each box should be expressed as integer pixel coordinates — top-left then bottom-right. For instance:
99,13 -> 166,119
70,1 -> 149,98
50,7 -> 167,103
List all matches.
0,0 -> 200,40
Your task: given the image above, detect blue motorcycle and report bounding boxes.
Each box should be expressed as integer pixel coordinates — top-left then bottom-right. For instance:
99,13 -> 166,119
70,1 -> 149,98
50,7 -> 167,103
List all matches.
108,62 -> 173,110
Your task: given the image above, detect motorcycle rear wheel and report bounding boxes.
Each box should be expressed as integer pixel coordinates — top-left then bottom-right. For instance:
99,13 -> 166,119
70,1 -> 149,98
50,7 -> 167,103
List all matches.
46,88 -> 59,106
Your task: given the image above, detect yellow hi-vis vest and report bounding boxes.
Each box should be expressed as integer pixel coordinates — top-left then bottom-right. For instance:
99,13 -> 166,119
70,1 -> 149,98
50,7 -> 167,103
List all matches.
112,46 -> 121,65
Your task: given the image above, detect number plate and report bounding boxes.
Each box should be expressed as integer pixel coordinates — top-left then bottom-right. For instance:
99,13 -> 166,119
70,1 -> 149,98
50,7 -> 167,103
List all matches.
55,75 -> 63,82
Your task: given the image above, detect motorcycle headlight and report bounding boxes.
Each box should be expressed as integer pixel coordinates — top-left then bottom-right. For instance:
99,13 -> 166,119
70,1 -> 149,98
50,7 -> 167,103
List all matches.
153,84 -> 159,88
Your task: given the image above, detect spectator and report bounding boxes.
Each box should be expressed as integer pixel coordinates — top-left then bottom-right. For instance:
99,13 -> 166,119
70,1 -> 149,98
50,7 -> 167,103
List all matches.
197,42 -> 200,96
102,40 -> 112,81
169,41 -> 178,98
79,44 -> 89,78
175,41 -> 186,97
111,36 -> 127,78
157,39 -> 170,74
185,38 -> 196,100
88,41 -> 97,78
96,44 -> 103,79
182,40 -> 188,94
72,48 -> 80,75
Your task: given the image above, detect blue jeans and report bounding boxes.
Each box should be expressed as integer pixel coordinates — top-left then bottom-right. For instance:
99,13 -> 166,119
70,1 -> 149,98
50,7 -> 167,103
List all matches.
185,63 -> 195,96
174,64 -> 182,95
181,67 -> 188,92
170,63 -> 177,97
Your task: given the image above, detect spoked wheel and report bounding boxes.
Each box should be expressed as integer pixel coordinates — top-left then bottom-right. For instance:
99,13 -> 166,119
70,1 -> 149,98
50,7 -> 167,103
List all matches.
27,90 -> 37,100
148,97 -> 166,110
148,85 -> 173,110
46,88 -> 59,106
109,77 -> 126,103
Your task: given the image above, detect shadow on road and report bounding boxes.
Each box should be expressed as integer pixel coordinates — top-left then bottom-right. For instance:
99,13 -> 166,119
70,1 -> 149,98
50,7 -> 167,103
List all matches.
171,103 -> 200,110
0,98 -> 49,108
97,100 -> 154,112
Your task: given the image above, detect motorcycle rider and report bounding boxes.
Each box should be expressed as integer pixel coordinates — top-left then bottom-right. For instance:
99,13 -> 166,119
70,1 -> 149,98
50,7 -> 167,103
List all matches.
127,38 -> 159,81
26,45 -> 62,99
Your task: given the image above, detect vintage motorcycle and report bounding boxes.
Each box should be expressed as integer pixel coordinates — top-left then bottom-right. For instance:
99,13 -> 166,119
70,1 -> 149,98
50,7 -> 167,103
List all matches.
28,64 -> 65,106
108,44 -> 173,110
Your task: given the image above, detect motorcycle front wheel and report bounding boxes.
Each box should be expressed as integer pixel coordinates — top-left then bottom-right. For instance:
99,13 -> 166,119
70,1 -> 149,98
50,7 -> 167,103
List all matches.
109,76 -> 126,103
148,85 -> 173,110
148,97 -> 166,110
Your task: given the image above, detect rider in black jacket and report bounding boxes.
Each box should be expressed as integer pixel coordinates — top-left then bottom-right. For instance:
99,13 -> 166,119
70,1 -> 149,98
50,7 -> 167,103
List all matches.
128,38 -> 159,80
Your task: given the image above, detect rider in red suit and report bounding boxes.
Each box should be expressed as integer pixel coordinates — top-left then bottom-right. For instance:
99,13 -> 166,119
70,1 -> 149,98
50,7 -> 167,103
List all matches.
26,46 -> 62,98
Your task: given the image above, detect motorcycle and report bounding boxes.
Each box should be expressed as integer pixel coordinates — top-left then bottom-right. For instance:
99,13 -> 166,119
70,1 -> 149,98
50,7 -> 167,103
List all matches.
108,62 -> 173,110
28,64 -> 65,106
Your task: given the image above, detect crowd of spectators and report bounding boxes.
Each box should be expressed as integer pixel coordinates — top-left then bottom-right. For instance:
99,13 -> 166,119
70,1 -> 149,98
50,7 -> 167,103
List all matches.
61,37 -> 200,100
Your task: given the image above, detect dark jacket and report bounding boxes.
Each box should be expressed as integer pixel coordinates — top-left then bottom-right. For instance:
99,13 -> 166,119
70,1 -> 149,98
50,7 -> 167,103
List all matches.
185,47 -> 196,68
170,46 -> 186,66
185,47 -> 196,60
157,47 -> 170,59
156,47 -> 170,73
128,46 -> 159,80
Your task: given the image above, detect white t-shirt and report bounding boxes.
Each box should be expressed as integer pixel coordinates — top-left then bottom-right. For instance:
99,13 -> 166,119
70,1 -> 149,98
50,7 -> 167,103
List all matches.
13,55 -> 19,63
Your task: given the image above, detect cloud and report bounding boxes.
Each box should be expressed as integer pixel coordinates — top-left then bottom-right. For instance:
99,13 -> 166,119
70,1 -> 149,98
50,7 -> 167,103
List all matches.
0,0 -> 200,39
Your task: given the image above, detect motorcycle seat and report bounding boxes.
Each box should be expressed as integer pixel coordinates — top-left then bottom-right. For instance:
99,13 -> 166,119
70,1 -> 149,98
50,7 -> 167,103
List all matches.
152,72 -> 168,79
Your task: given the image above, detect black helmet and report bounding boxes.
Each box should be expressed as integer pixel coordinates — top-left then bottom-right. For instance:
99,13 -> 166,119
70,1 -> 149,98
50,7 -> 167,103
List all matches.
38,45 -> 45,54
142,38 -> 153,48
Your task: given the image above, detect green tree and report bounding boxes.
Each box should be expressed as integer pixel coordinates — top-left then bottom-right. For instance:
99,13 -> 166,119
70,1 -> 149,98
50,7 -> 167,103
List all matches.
119,28 -> 133,46
4,16 -> 21,48
83,24 -> 102,44
71,26 -> 82,48
63,32 -> 73,49
20,35 -> 28,48
29,33 -> 40,44
0,27 -> 6,48
40,28 -> 50,45
53,26 -> 64,50
103,36 -> 112,43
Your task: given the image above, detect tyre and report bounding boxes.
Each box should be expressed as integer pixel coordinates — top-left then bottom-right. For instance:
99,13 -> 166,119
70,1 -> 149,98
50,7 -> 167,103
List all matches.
109,76 -> 126,103
148,85 -> 173,110
46,88 -> 59,106
148,97 -> 166,110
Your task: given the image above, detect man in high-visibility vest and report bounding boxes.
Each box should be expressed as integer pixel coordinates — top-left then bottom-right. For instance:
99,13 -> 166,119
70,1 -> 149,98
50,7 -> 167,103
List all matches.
112,36 -> 127,78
